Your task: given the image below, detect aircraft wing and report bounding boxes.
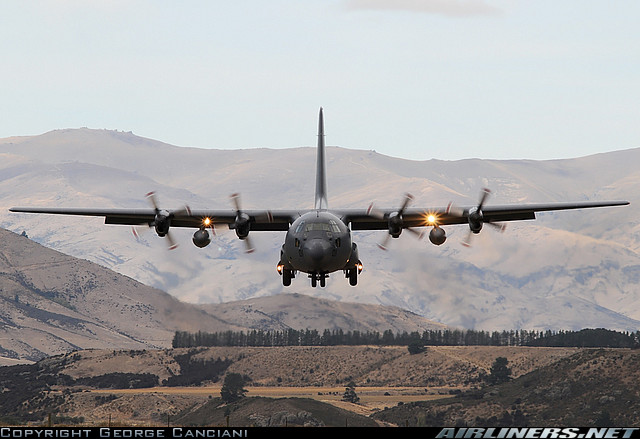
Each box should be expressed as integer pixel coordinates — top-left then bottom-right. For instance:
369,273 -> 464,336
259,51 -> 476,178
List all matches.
8,207 -> 299,232
336,200 -> 630,231
9,200 -> 630,232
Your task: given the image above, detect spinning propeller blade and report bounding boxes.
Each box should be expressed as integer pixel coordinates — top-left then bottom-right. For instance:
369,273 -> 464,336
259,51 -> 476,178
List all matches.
138,191 -> 191,250
452,188 -> 505,248
230,193 -> 255,254
369,193 -> 423,250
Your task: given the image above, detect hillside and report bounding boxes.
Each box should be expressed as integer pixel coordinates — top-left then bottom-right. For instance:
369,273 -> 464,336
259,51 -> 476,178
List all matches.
0,227 -> 444,363
172,396 -> 379,427
197,293 -> 448,333
41,345 -> 579,388
1,128 -> 639,331
1,345 -> 635,427
0,228 -> 246,362
0,345 -> 581,426
372,347 -> 640,426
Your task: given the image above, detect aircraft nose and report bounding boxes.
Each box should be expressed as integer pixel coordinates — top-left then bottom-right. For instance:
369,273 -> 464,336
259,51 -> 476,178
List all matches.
304,239 -> 331,266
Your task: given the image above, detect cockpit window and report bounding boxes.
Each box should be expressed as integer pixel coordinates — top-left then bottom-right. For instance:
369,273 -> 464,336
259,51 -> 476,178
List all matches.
295,221 -> 306,233
305,223 -> 329,232
304,221 -> 341,233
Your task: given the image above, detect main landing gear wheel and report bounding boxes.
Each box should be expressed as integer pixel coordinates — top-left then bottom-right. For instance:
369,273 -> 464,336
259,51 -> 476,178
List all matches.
282,269 -> 293,286
349,269 -> 358,286
345,261 -> 362,287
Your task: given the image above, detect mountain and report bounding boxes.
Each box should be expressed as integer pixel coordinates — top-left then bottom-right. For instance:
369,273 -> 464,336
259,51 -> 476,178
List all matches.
1,128 -> 639,332
198,292 -> 448,333
0,227 -> 443,363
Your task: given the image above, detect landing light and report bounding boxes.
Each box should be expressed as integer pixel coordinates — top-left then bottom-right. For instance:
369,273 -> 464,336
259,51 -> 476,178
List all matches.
357,262 -> 363,273
277,264 -> 284,274
426,213 -> 438,225
203,217 -> 212,227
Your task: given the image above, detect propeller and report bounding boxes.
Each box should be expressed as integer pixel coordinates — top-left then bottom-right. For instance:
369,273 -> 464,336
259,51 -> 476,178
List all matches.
461,222 -> 507,247
447,188 -> 505,247
230,193 -> 256,254
131,225 -> 150,241
131,191 -> 190,251
368,193 -> 424,250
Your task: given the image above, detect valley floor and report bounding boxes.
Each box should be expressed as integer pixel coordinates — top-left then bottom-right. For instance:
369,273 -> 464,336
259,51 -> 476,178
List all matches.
87,385 -> 454,417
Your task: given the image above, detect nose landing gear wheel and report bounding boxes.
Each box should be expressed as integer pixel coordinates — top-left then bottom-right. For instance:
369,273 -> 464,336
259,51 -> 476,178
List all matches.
309,273 -> 327,288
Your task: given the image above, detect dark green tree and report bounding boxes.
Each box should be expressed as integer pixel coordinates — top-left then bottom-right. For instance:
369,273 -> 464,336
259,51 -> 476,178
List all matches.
486,357 -> 512,385
407,340 -> 426,355
342,380 -> 360,403
220,373 -> 247,403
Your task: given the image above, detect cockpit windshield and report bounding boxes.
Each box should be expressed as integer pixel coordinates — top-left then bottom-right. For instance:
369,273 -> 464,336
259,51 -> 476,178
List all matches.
305,220 -> 341,233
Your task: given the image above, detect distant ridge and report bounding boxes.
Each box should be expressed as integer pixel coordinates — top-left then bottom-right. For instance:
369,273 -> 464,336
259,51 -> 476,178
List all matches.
1,128 -> 639,332
197,293 -> 448,333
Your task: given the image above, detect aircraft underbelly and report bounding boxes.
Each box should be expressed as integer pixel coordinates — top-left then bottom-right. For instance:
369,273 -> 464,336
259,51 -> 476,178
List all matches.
283,233 -> 352,274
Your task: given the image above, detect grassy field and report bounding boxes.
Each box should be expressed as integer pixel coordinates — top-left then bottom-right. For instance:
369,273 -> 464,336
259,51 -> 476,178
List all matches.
89,385 -> 453,415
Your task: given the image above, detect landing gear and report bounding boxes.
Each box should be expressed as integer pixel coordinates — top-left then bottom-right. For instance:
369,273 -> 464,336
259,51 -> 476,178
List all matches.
348,268 -> 358,286
344,260 -> 363,287
282,269 -> 293,286
309,273 -> 327,288
277,261 -> 295,287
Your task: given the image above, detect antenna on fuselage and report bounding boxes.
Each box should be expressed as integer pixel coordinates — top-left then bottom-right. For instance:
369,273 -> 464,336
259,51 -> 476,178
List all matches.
315,107 -> 328,210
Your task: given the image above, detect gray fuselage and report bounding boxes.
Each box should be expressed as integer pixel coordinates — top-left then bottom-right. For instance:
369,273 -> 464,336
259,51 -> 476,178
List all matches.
281,211 -> 357,274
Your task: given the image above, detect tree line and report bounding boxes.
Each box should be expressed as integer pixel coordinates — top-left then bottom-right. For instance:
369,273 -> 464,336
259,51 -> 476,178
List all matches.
172,327 -> 640,349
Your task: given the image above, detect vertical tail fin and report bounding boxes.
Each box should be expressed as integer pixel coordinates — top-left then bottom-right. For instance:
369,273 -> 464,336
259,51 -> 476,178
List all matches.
315,107 -> 328,210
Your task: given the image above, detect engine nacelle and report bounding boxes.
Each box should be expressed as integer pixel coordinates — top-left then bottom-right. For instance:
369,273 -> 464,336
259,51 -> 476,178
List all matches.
429,227 -> 446,246
467,207 -> 483,234
192,229 -> 211,248
154,212 -> 171,237
387,212 -> 403,238
234,212 -> 251,239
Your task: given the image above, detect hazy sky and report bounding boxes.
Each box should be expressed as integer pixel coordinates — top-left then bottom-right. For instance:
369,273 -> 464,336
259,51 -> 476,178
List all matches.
1,0 -> 639,161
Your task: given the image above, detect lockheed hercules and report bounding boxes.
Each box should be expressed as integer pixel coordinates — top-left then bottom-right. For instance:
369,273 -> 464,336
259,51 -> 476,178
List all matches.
10,109 -> 629,287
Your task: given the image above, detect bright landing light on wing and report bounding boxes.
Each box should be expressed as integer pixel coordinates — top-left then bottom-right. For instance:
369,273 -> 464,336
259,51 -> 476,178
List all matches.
203,217 -> 212,227
425,213 -> 438,225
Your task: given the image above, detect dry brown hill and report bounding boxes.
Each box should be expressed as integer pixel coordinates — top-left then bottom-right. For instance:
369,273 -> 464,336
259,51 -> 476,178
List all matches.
197,293 -> 448,333
0,345 -> 599,426
372,347 -> 640,426
0,228 -> 446,363
0,228 -> 246,362
45,345 -> 579,388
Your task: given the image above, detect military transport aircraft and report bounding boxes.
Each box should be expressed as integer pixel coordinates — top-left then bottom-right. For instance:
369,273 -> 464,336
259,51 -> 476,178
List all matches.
10,108 -> 629,288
